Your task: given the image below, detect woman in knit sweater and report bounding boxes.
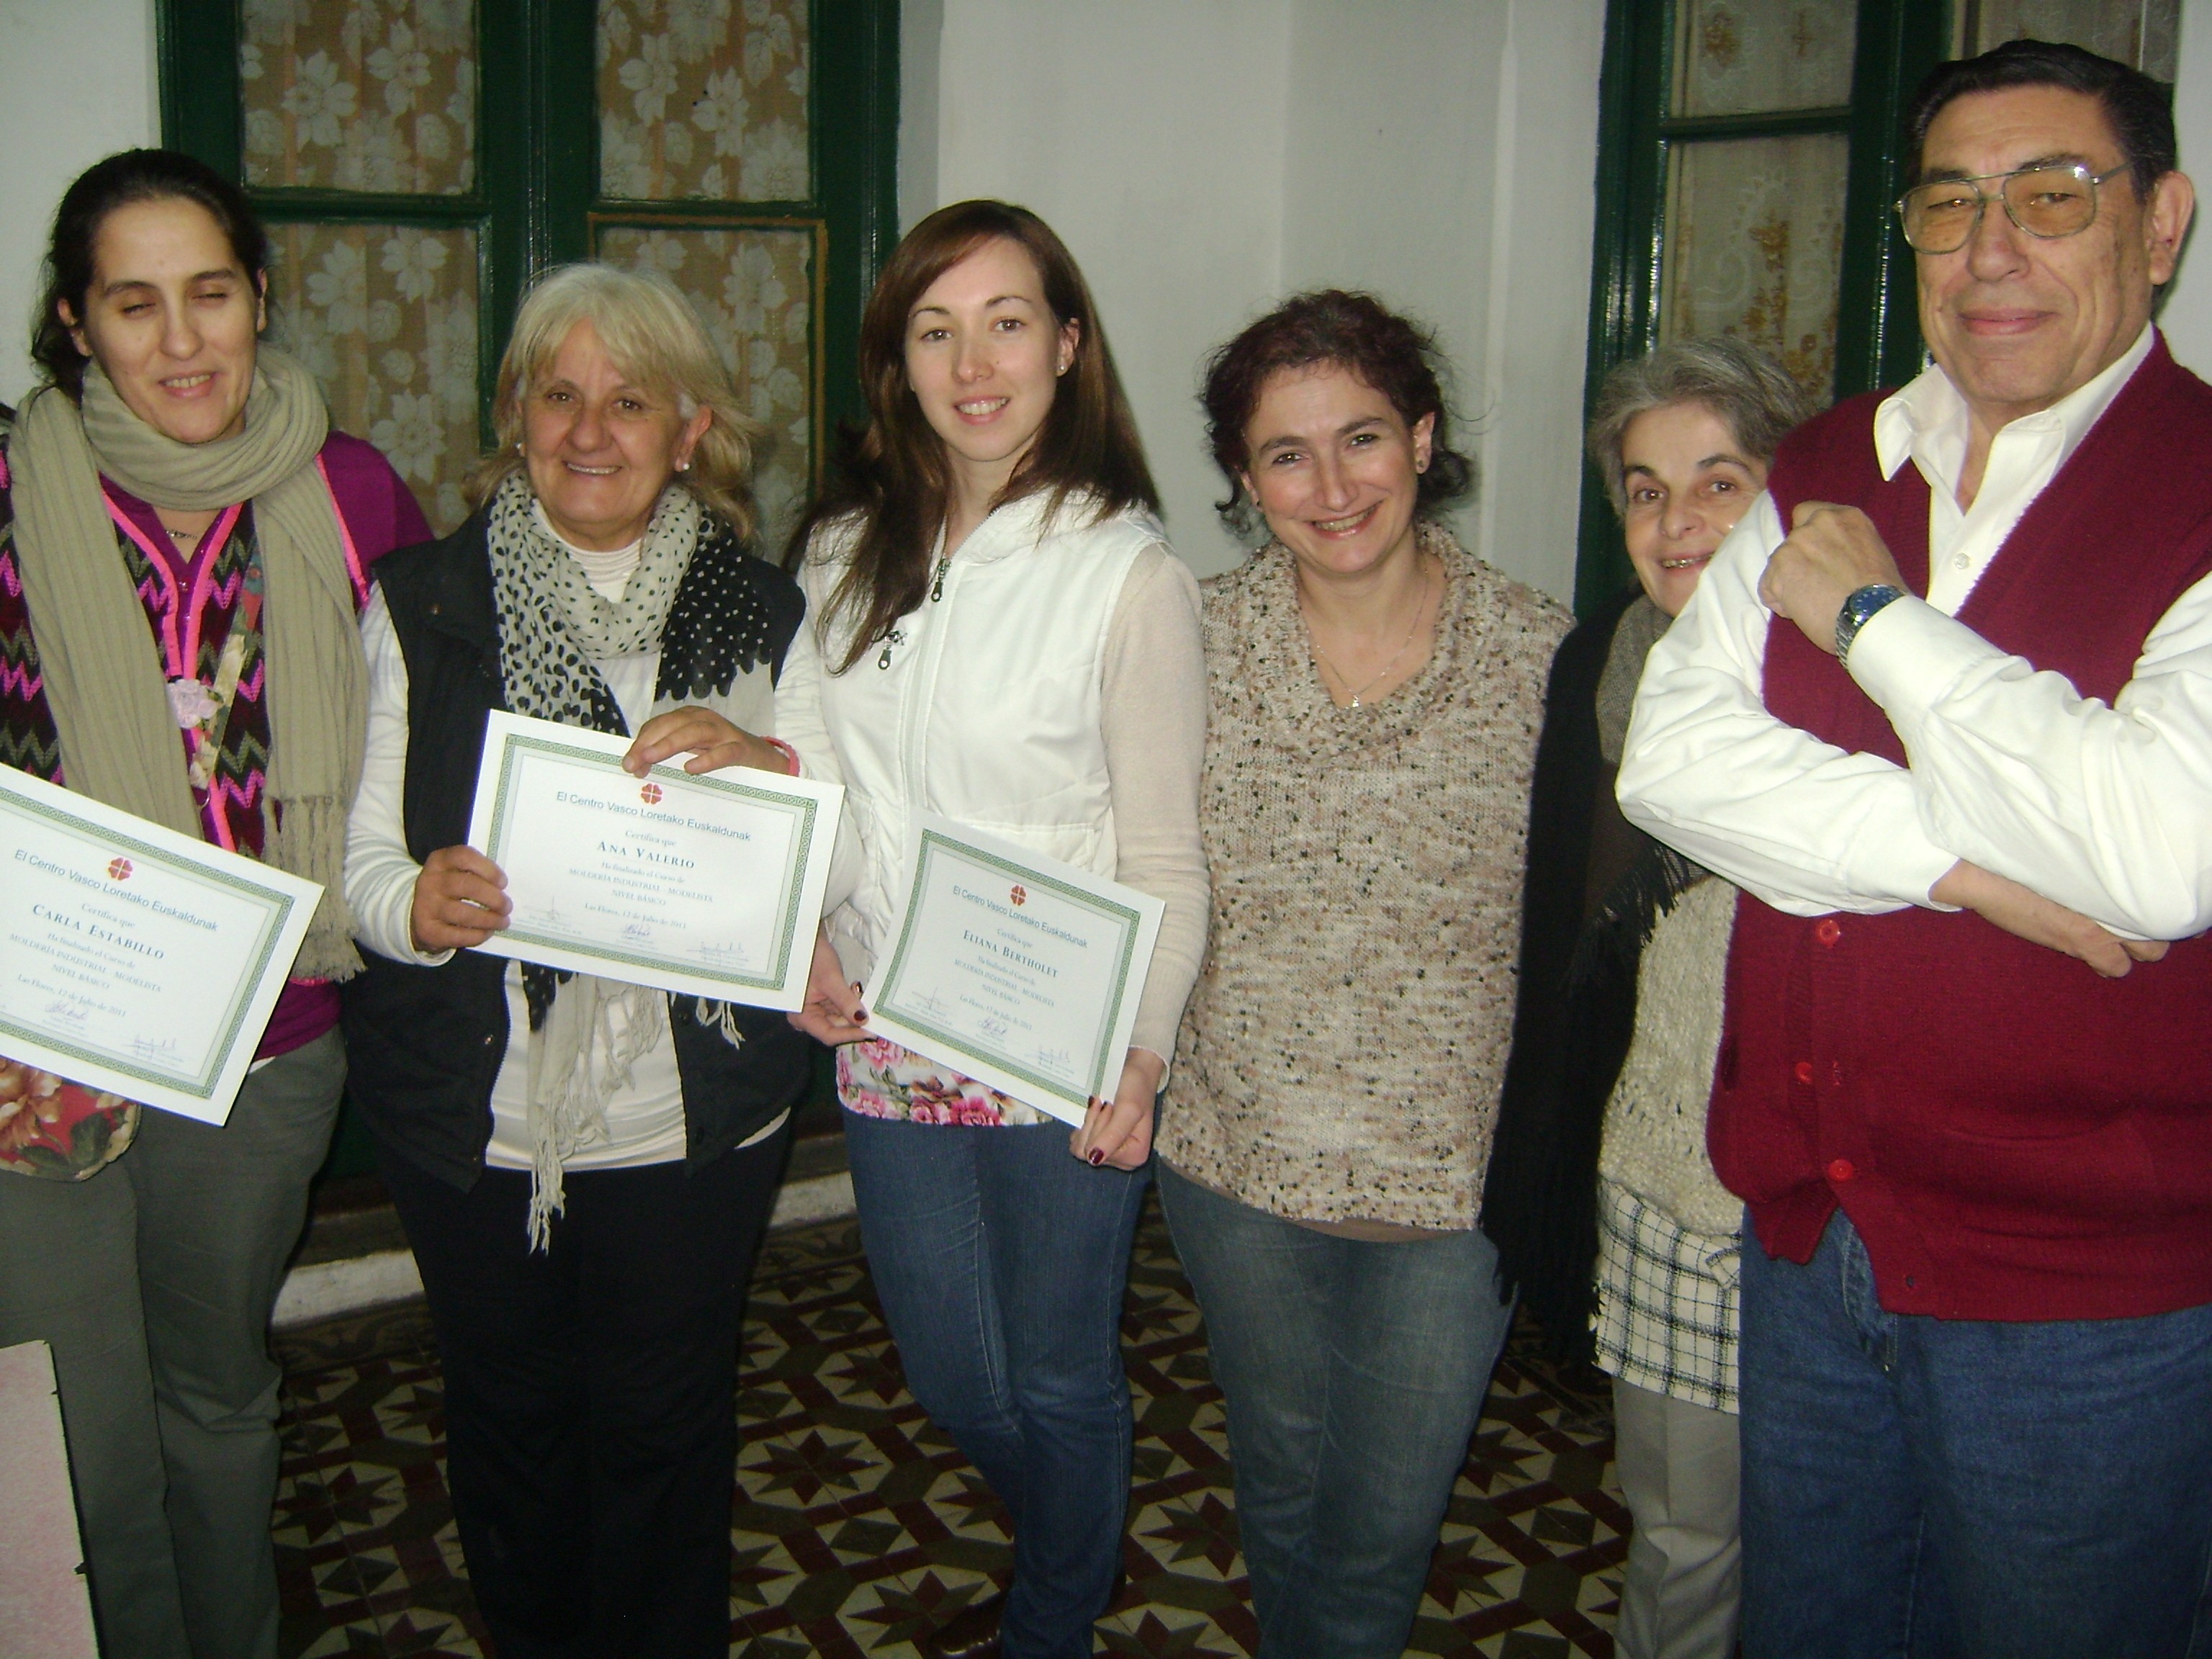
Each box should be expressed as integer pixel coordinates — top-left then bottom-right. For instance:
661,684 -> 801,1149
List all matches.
1156,290 -> 1570,1659
1483,339 -> 1815,1659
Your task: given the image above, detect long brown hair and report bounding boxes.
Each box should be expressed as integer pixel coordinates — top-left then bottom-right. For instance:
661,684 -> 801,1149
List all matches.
789,200 -> 1159,672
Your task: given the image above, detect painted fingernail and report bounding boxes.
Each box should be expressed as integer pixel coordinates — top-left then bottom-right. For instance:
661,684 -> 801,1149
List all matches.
1088,1150 -> 1105,1166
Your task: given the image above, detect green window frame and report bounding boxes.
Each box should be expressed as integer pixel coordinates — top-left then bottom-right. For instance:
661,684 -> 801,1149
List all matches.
156,0 -> 897,516
1573,0 -> 1953,613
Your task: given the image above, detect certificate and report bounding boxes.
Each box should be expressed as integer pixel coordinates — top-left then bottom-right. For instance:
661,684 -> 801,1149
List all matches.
465,711 -> 842,1010
864,814 -> 1164,1127
0,765 -> 320,1126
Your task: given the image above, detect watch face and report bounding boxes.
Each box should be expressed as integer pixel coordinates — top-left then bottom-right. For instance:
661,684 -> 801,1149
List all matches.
1838,585 -> 1904,659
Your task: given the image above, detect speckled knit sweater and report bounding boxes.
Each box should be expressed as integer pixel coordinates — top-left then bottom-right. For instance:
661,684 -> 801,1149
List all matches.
1161,525 -> 1570,1231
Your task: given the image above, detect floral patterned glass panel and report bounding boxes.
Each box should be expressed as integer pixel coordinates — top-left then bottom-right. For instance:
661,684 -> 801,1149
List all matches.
1673,0 -> 1856,117
1660,134 -> 1851,399
598,0 -> 812,202
265,224 -> 481,536
1969,0 -> 2178,81
240,0 -> 477,194
598,227 -> 814,554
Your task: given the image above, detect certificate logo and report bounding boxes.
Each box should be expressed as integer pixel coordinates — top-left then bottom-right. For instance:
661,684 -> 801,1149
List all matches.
639,783 -> 663,806
107,858 -> 133,881
1010,884 -> 1027,907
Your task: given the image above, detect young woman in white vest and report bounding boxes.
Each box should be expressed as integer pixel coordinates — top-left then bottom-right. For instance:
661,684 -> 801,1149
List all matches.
626,199 -> 1209,1659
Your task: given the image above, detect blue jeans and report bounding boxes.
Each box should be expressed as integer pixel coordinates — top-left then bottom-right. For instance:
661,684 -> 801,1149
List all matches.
842,1112 -> 1148,1659
1739,1209 -> 2212,1659
1156,1165 -> 1514,1659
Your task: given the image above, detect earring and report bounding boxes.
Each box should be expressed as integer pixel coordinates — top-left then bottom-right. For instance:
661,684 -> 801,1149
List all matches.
677,458 -> 693,473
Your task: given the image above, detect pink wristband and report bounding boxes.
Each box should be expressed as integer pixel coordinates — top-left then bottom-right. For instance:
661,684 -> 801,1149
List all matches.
764,737 -> 801,775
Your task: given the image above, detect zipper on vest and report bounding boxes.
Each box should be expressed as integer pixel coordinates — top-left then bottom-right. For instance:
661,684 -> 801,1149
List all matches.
930,556 -> 949,602
876,627 -> 905,670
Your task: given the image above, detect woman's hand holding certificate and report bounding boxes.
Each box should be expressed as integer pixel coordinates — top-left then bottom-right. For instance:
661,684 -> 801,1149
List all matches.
0,766 -> 320,1126
464,711 -> 842,1010
864,815 -> 1164,1128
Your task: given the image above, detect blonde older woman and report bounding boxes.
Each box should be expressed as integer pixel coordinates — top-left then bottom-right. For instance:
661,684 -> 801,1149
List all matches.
341,264 -> 810,1659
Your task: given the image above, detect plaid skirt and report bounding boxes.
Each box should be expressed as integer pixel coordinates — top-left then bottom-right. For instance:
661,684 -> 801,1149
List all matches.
1592,1177 -> 1740,1414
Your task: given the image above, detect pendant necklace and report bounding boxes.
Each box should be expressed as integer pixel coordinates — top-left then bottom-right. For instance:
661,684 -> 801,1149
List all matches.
1306,557 -> 1437,709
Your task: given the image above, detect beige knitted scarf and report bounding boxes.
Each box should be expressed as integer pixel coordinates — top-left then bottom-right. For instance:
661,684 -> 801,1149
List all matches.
9,349 -> 366,979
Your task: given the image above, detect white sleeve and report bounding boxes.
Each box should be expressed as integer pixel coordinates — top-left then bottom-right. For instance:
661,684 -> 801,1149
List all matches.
769,568 -> 863,914
1846,565 -> 2212,939
1097,545 -> 1210,1071
1615,492 -> 1959,917
343,591 -> 455,966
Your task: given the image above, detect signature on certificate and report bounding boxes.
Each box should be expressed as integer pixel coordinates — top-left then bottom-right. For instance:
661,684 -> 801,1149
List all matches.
129,1035 -> 181,1059
41,996 -> 89,1027
978,1015 -> 1010,1043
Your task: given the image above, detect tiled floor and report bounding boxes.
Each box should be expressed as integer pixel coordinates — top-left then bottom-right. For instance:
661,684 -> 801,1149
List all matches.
273,1198 -> 1627,1656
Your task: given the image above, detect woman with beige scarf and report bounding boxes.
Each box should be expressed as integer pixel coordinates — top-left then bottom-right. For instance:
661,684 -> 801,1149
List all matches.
0,150 -> 428,1659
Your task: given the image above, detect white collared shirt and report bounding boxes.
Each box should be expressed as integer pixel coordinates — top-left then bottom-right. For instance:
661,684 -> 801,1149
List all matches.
1617,325 -> 2212,938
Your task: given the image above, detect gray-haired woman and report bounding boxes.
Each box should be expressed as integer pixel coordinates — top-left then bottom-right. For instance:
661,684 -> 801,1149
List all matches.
1485,338 -> 1817,1659
341,264 -> 811,1659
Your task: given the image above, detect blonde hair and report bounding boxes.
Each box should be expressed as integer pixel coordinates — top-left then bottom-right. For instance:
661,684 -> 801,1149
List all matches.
469,263 -> 762,542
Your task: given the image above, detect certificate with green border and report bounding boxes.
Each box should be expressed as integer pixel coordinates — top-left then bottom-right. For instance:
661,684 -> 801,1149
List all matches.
864,814 -> 1164,1126
0,765 -> 320,1126
465,712 -> 843,1010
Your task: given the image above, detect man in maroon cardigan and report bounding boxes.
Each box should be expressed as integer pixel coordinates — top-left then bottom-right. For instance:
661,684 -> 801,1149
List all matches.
1619,39 -> 2212,1659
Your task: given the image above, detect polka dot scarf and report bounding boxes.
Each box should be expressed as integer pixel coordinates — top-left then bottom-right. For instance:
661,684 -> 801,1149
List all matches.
486,469 -> 695,732
482,469 -> 783,1245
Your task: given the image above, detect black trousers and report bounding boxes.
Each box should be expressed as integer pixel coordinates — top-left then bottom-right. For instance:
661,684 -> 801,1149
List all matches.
379,1126 -> 790,1659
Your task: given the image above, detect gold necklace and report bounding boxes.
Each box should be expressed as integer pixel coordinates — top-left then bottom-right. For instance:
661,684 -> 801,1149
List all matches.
1305,557 -> 1438,709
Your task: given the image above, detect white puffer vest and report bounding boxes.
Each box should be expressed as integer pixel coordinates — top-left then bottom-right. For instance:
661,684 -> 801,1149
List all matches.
779,490 -> 1160,984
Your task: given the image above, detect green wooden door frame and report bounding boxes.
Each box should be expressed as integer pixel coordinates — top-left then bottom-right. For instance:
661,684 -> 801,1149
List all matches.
157,0 -> 899,462
1572,0 -> 1951,615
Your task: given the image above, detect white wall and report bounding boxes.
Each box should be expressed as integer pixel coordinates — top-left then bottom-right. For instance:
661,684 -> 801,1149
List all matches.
928,0 -> 1300,578
0,0 -> 161,408
916,0 -> 1604,595
1278,1 -> 1603,593
2164,0 -> 2212,374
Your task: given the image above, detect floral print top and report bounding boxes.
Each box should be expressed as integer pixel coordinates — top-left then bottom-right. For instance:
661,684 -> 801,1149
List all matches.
837,1038 -> 1051,1128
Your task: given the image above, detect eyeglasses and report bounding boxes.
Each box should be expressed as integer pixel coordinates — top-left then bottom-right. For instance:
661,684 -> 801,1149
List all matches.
1894,162 -> 2132,253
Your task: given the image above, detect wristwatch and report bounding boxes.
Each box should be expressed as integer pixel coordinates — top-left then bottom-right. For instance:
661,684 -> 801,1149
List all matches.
1834,583 -> 1907,664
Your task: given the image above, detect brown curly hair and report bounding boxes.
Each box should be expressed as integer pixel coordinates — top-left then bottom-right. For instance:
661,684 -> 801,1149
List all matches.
1200,289 -> 1475,531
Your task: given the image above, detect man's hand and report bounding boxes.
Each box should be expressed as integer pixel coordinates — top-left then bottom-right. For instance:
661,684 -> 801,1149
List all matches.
410,845 -> 511,952
788,930 -> 869,1044
1931,860 -> 2169,978
1759,501 -> 1909,655
624,706 -> 788,777
1071,1047 -> 1164,1170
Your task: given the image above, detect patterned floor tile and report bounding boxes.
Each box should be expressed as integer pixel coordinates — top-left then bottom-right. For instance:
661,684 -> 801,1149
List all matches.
275,1199 -> 1625,1655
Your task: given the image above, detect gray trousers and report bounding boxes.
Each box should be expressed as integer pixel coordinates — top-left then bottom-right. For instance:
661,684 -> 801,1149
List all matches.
0,1030 -> 345,1659
1613,1376 -> 1743,1659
